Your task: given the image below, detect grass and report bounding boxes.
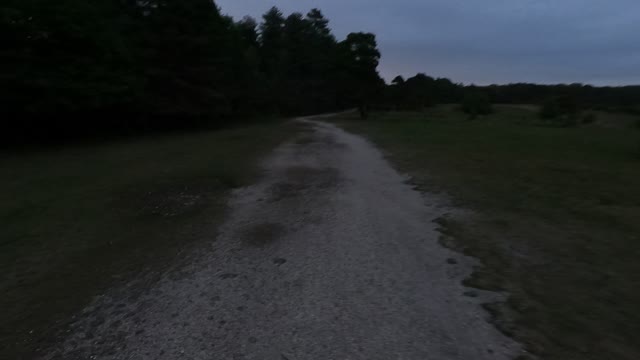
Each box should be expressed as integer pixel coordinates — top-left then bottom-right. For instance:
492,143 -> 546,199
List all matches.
333,105 -> 640,360
0,121 -> 297,358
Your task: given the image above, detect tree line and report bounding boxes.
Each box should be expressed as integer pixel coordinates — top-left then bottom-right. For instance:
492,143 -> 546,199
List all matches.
380,73 -> 640,116
3,0 -> 639,144
1,0 -> 382,144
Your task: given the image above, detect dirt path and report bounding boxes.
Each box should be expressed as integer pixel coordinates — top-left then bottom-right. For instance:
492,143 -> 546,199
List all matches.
44,118 -> 523,360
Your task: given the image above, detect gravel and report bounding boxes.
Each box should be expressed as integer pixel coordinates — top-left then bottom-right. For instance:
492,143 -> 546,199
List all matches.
43,118 -> 523,360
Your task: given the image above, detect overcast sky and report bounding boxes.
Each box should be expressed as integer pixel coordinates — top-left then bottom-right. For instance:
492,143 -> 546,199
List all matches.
215,0 -> 640,85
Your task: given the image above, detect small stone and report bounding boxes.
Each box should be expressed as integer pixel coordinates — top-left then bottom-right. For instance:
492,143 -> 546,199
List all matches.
446,258 -> 458,264
273,258 -> 287,266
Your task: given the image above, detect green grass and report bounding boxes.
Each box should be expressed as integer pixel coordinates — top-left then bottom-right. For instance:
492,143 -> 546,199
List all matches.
0,121 -> 297,358
334,106 -> 640,360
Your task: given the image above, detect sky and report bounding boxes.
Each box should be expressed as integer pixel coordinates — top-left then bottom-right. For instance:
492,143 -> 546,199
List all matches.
215,0 -> 640,86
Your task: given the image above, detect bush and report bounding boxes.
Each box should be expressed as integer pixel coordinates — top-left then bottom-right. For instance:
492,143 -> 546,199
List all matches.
539,95 -> 580,126
461,91 -> 492,119
540,98 -> 560,119
582,113 -> 597,124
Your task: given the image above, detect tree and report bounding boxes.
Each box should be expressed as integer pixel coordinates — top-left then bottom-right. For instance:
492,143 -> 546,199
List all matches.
338,32 -> 383,118
236,16 -> 259,47
135,0 -> 237,116
2,2 -> 391,143
304,9 -> 339,112
259,6 -> 285,72
258,7 -> 286,113
404,74 -> 436,109
383,73 -> 463,110
392,76 -> 405,86
306,8 -> 332,39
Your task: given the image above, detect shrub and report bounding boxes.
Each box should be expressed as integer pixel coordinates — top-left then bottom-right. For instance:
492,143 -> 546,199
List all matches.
540,98 -> 560,119
461,91 -> 492,119
539,95 -> 580,127
582,113 -> 597,124
560,115 -> 579,127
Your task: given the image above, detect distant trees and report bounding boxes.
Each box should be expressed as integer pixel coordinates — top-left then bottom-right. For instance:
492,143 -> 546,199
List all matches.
379,74 -> 640,118
4,0 -> 639,144
482,83 -> 640,113
403,74 -> 437,110
382,73 -> 463,110
1,2 -> 382,143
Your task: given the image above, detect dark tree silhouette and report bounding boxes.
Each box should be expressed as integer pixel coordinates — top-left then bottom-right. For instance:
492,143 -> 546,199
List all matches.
3,0 -> 639,145
380,73 -> 640,115
338,32 -> 383,118
1,2 -> 385,144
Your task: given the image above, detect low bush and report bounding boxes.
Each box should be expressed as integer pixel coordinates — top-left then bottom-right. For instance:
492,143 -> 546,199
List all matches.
461,91 -> 492,119
582,113 -> 597,124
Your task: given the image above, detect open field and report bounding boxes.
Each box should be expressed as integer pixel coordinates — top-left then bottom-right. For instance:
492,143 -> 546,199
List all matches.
0,121 -> 297,358
333,106 -> 640,360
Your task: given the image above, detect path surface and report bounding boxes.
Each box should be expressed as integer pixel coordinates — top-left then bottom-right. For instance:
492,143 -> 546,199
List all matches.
45,118 -> 522,360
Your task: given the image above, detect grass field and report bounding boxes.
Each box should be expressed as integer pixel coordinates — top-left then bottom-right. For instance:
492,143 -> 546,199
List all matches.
334,105 -> 640,360
0,121 -> 296,358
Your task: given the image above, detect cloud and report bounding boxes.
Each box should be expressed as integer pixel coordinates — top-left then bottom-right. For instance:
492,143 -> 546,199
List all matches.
216,0 -> 640,85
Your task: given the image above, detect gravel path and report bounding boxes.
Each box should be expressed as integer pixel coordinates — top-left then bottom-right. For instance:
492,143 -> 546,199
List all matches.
44,118 -> 522,360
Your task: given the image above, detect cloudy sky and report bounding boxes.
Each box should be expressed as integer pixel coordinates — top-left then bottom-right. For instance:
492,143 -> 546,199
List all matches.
215,0 -> 640,85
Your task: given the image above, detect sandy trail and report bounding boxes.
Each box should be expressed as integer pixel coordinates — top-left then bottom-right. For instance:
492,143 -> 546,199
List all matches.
44,118 -> 522,360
